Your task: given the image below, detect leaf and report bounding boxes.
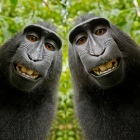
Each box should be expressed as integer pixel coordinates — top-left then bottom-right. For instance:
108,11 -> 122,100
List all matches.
55,0 -> 61,5
111,9 -> 120,16
10,0 -> 18,7
1,27 -> 11,42
123,20 -> 134,36
0,15 -> 14,21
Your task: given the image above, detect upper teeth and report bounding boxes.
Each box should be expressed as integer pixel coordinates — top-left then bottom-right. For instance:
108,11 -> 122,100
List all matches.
16,63 -> 40,79
91,58 -> 118,76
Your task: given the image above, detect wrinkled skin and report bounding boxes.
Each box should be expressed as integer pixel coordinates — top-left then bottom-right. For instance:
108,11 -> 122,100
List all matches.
69,17 -> 123,87
69,14 -> 140,140
0,22 -> 62,140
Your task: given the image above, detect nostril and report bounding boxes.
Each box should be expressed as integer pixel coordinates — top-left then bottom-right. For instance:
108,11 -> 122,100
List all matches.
90,48 -> 105,57
27,54 -> 41,62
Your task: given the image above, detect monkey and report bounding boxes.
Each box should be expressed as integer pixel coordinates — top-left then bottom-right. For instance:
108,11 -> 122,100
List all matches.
0,22 -> 62,140
68,14 -> 140,140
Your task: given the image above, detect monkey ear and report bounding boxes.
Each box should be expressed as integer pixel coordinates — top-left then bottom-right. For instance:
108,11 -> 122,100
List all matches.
69,17 -> 110,44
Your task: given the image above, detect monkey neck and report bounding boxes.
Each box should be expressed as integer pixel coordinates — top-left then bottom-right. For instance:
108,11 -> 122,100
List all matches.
76,86 -> 140,139
77,97 -> 140,139
0,99 -> 54,140
0,79 -> 55,140
0,76 -> 56,108
75,68 -> 140,139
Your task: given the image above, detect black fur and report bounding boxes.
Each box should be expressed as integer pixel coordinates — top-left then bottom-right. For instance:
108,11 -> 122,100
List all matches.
0,22 -> 62,140
68,14 -> 140,140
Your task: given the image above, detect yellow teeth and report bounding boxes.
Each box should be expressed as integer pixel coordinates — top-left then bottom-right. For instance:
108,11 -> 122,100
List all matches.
16,63 -> 40,79
92,58 -> 118,76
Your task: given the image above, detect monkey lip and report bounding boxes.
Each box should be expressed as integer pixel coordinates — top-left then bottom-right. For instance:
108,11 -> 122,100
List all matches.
14,63 -> 42,80
89,58 -> 120,76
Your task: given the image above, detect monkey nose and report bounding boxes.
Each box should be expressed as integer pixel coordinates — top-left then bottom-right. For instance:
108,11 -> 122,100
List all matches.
89,46 -> 105,56
28,53 -> 42,62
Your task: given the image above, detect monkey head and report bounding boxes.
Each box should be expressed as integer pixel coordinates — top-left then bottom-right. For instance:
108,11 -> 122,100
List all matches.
69,16 -> 124,87
10,23 -> 62,91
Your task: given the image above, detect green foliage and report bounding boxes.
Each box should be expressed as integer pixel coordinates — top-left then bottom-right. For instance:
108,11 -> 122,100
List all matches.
68,0 -> 140,44
0,0 -> 140,139
10,0 -> 18,6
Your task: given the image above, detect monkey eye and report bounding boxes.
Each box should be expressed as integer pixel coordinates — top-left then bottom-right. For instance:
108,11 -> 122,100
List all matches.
46,43 -> 55,51
27,35 -> 37,42
95,29 -> 106,35
76,37 -> 87,45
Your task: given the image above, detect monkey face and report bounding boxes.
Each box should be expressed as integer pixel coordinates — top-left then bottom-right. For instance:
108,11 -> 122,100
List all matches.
69,17 -> 124,87
10,24 -> 62,91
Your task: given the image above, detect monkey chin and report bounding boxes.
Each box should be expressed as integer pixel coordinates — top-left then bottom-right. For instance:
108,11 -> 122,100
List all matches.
89,58 -> 124,88
10,64 -> 43,91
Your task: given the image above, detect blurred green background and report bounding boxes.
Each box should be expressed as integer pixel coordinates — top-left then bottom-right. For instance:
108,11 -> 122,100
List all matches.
0,0 -> 140,139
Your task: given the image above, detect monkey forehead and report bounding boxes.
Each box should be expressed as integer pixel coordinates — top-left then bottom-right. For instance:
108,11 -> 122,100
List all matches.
69,17 -> 110,44
24,24 -> 62,48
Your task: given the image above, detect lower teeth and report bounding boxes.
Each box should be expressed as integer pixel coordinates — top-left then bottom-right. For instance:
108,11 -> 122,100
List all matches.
94,67 -> 116,75
17,70 -> 38,79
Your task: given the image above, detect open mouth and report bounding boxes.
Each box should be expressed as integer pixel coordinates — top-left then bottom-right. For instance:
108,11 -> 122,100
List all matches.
89,58 -> 119,76
15,63 -> 41,80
